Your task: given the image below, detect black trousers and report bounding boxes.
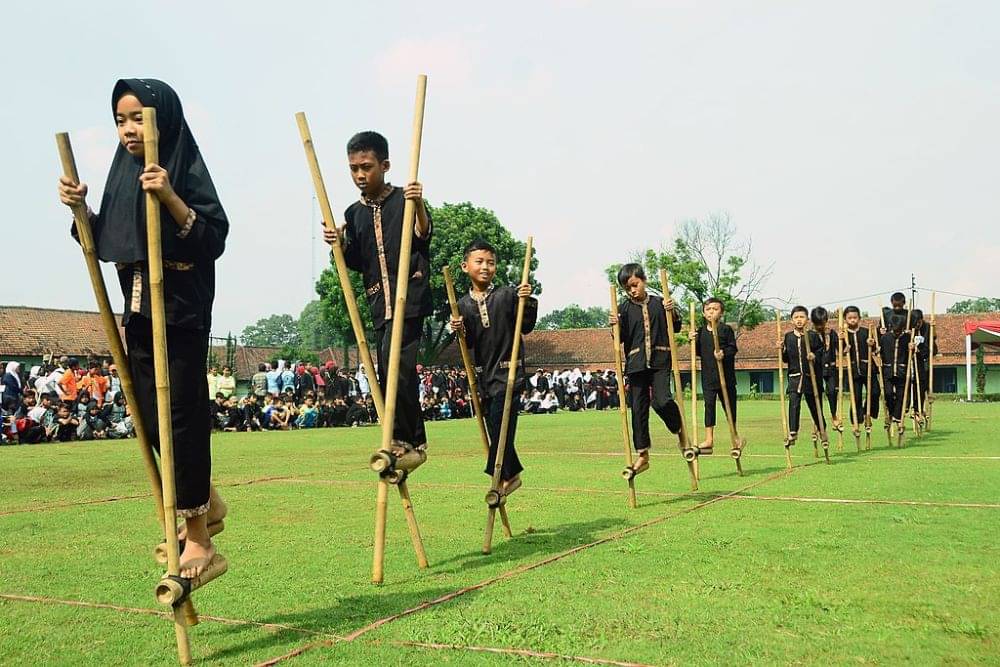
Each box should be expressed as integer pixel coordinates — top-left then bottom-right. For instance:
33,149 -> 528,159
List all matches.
703,384 -> 737,428
846,373 -> 881,423
125,317 -> 211,515
788,387 -> 825,434
821,373 -> 839,417
628,368 -> 682,451
375,317 -> 426,447
482,391 -> 524,481
883,374 -> 905,421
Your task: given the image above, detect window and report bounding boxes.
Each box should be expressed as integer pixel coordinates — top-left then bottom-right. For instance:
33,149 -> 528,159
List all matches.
749,371 -> 774,394
933,367 -> 957,393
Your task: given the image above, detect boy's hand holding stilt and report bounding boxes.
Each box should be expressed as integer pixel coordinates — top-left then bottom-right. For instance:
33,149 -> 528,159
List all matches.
449,316 -> 464,335
608,313 -> 619,327
516,282 -> 532,298
58,176 -> 88,208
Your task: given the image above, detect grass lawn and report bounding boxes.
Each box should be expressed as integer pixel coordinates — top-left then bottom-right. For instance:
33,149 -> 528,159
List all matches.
1,401 -> 998,666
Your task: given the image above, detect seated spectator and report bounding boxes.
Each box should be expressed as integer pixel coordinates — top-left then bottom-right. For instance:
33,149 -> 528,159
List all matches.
346,396 -> 370,427
297,396 -> 318,428
438,396 -> 452,420
210,393 -> 229,430
77,401 -> 108,441
242,394 -> 263,432
540,390 -> 559,414
55,404 -> 79,442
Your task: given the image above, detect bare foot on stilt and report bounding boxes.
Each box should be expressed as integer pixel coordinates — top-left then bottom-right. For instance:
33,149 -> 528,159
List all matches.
179,538 -> 217,578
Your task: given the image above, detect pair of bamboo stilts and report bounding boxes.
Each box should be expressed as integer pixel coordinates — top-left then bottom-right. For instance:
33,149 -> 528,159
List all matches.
57,108 -> 226,667
775,312 -> 793,469
774,312 -> 829,465
838,309 -> 862,452
443,268 -> 514,541
294,74 -> 429,586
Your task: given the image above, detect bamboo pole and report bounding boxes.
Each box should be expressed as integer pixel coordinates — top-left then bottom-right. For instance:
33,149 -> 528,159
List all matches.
802,323 -> 830,464
899,307 -> 915,447
688,302 -> 698,456
658,270 -> 698,491
864,322 -> 874,450
928,292 -> 936,431
834,309 -> 845,452
876,306 -> 894,446
444,267 -> 513,533
142,107 -> 192,665
776,311 -> 792,469
710,312 -> 744,474
371,75 -> 428,584
483,238 -> 533,555
841,310 -> 860,451
56,133 -> 166,523
609,285 -> 638,508
295,111 -> 427,574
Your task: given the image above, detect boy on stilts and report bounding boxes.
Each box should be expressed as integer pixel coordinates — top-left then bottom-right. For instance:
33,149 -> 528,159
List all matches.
322,131 -> 432,460
778,306 -> 826,451
450,240 -> 536,499
693,298 -> 738,455
810,307 -> 841,438
842,306 -> 880,444
608,264 -> 684,476
880,313 -> 912,441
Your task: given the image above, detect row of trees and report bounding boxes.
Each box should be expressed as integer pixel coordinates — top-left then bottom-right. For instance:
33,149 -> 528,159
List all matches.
238,204 -> 779,362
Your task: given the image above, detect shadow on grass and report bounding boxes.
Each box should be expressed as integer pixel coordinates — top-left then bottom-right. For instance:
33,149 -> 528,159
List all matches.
202,585 -> 462,663
428,516 -> 624,576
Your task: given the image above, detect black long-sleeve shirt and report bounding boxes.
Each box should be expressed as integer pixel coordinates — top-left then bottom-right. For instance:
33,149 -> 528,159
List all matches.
343,186 -> 433,329
458,286 -> 538,398
843,326 -> 874,378
880,330 -> 912,379
694,323 -> 737,391
815,328 -> 840,378
616,295 -> 682,376
782,330 -> 823,392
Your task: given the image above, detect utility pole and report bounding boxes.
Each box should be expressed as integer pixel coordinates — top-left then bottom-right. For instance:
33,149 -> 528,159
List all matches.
911,273 -> 917,308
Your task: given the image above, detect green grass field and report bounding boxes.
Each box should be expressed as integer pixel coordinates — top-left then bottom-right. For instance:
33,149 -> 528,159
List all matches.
2,401 -> 998,666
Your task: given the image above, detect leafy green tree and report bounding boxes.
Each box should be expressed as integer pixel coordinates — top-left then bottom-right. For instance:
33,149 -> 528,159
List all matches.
537,304 -> 610,330
240,314 -> 301,347
315,265 -> 371,368
947,297 -> 1000,314
606,212 -> 770,336
298,299 -> 338,351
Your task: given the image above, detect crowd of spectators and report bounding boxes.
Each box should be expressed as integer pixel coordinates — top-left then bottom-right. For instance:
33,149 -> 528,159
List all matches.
2,357 -> 624,444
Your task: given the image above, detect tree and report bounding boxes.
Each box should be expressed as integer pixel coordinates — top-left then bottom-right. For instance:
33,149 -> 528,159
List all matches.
947,297 -> 1000,314
537,304 -> 610,330
298,299 -> 338,351
605,211 -> 771,336
315,265 -> 372,368
240,314 -> 301,347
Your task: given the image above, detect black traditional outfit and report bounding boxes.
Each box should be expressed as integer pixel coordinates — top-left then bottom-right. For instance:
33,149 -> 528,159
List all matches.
73,78 -> 228,516
816,328 -> 840,417
782,330 -> 825,434
880,328 -> 911,421
843,325 -> 881,422
343,185 -> 432,449
694,323 -> 738,428
616,295 -> 683,452
458,285 -> 538,480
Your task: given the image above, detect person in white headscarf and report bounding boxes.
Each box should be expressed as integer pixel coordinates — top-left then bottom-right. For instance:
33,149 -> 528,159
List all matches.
2,361 -> 23,406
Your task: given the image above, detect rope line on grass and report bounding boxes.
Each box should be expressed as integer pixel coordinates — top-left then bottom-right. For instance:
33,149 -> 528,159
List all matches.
728,494 -> 1000,509
0,473 -> 320,517
387,640 -> 661,667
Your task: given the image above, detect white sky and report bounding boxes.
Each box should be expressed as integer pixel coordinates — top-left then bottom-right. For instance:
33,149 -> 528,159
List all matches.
2,1 -> 998,336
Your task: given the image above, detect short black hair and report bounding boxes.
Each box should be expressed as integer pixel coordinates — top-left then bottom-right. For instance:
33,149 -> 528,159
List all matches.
889,313 -> 906,330
891,292 -> 906,304
911,308 -> 924,321
791,305 -> 809,316
617,263 -> 646,288
463,238 -> 497,260
347,131 -> 389,161
258,363 -> 266,372
844,305 -> 860,316
704,297 -> 724,311
810,306 -> 829,324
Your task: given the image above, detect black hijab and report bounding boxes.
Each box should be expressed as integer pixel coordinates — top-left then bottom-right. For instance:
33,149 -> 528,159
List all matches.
95,78 -> 227,263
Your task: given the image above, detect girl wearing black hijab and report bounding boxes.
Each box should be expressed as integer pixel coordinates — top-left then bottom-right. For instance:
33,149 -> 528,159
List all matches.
58,79 -> 228,577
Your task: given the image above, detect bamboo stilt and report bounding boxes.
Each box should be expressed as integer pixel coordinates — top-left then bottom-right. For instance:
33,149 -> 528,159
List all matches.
841,310 -> 860,451
483,238 -> 533,555
928,292 -> 936,431
658,270 -> 698,491
709,310 -> 744,475
142,107 -> 192,665
802,324 -> 830,464
609,285 -> 637,508
877,307 -> 894,446
834,309 -> 845,452
295,110 -> 427,580
444,266 -> 519,535
689,302 -> 699,454
864,321 -> 874,450
899,308 -> 915,447
56,132 -> 200,655
776,311 -> 792,469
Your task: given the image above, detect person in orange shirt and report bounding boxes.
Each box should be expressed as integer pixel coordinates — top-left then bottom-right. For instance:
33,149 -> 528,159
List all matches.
58,358 -> 80,404
80,362 -> 110,407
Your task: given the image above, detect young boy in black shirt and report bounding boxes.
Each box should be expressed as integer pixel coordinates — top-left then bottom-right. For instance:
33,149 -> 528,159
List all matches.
780,306 -> 825,447
693,298 -> 737,454
451,239 -> 536,497
880,313 -> 912,431
842,306 -> 880,428
609,263 -> 683,475
323,131 -> 431,457
810,307 -> 841,429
